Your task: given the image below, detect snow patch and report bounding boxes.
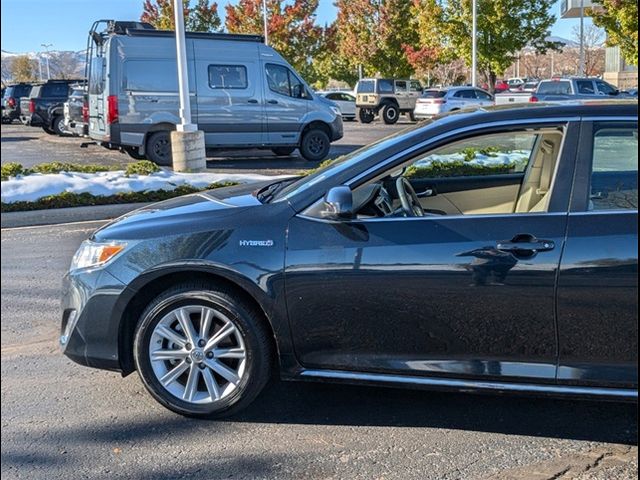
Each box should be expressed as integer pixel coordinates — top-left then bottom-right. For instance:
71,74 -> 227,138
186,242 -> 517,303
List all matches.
1,169 -> 288,204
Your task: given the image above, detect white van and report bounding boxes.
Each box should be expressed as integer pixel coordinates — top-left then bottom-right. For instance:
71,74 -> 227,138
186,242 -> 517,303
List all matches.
87,21 -> 343,164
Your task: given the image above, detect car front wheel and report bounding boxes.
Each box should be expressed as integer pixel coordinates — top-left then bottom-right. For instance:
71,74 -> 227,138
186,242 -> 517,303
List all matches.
134,282 -> 273,418
299,129 -> 330,162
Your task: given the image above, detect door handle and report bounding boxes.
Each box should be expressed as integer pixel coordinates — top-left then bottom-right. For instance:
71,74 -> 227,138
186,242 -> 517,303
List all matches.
417,188 -> 435,198
267,100 -> 278,104
247,99 -> 258,104
496,234 -> 555,255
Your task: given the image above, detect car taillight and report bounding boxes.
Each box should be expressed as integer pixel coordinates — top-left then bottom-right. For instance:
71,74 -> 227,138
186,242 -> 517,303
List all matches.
529,96 -> 539,103
7,97 -> 16,108
29,99 -> 35,113
82,102 -> 89,123
433,99 -> 446,104
107,95 -> 118,124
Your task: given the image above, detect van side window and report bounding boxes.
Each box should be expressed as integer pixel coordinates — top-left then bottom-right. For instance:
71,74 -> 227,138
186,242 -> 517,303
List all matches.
590,124 -> 638,211
265,64 -> 308,99
208,65 -> 248,89
122,60 -> 179,92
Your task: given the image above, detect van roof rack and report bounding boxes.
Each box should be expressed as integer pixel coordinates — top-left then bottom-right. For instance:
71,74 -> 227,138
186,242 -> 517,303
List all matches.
126,28 -> 264,43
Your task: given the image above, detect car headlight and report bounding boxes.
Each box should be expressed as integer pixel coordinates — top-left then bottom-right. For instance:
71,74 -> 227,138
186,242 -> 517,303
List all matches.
330,105 -> 342,116
70,240 -> 128,271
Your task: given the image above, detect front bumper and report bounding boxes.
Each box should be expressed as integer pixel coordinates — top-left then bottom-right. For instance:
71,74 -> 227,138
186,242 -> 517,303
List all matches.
60,268 -> 129,371
329,115 -> 344,141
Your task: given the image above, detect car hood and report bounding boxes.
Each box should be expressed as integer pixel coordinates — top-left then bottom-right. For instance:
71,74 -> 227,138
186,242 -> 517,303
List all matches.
92,181 -> 276,241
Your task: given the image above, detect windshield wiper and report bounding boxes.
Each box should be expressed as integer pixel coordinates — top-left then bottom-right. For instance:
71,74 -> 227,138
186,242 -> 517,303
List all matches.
256,179 -> 297,203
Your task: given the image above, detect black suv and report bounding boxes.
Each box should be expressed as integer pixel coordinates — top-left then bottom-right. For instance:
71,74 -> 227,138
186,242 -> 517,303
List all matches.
2,83 -> 33,123
61,102 -> 638,417
20,79 -> 82,134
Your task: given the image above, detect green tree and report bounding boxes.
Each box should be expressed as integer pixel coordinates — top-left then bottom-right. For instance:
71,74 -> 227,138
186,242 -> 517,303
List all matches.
10,55 -> 38,82
591,0 -> 638,66
141,0 -> 222,32
309,24 -> 359,88
443,0 -> 557,90
225,0 -> 324,83
404,0 -> 448,83
334,0 -> 417,78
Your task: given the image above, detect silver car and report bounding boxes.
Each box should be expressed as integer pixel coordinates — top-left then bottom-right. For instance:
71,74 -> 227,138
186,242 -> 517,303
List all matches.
413,87 -> 494,119
317,91 -> 356,120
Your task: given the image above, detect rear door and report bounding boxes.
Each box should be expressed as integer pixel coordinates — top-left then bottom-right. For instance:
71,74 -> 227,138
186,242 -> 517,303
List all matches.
557,119 -> 638,388
394,80 -> 410,109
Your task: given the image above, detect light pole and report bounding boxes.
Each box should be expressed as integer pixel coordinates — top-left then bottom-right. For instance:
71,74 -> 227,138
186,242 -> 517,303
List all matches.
41,43 -> 52,80
262,0 -> 269,46
171,0 -> 206,171
578,0 -> 585,76
471,0 -> 478,86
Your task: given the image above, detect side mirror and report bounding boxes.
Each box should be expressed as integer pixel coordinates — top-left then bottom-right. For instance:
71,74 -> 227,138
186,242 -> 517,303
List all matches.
322,186 -> 354,220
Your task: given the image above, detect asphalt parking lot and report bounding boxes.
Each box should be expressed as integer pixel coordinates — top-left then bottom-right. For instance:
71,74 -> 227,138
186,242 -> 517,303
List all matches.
0,120 -> 410,175
1,120 -> 638,480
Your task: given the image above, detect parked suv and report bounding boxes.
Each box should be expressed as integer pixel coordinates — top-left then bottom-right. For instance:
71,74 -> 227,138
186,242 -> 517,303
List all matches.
413,86 -> 494,119
86,20 -> 342,164
2,83 -> 33,123
355,78 -> 422,124
530,77 -> 627,103
20,79 -> 82,134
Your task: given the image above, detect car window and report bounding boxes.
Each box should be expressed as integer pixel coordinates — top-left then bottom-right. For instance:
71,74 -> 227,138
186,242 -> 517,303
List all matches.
421,90 -> 446,98
340,93 -> 355,102
122,60 -> 178,92
475,90 -> 492,100
378,79 -> 394,93
208,65 -> 248,89
595,80 -> 617,95
266,63 -> 307,98
324,93 -> 338,100
410,80 -> 422,92
454,90 -> 476,99
404,131 -> 538,179
395,80 -> 408,92
89,56 -> 105,95
576,80 -> 595,94
589,125 -> 638,211
356,80 -> 375,94
537,81 -> 572,95
42,83 -> 70,97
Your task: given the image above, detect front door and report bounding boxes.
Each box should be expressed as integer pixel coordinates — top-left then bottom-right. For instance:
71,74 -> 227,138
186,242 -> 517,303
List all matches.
285,123 -> 579,383
263,63 -> 309,145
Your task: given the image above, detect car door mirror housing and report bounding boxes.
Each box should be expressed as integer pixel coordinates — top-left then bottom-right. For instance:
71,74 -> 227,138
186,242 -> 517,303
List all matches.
322,186 -> 354,220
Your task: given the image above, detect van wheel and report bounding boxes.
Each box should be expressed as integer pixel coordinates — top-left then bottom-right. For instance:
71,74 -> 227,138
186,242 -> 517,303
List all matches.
133,282 -> 273,418
357,108 -> 374,124
271,147 -> 296,156
382,104 -> 399,124
146,131 -> 172,166
300,129 -> 330,162
42,126 -> 56,135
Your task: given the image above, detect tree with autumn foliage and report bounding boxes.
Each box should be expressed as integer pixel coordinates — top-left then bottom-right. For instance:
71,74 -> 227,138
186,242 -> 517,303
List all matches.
334,0 -> 417,78
141,0 -> 221,32
591,0 -> 638,66
225,0 -> 324,84
442,0 -> 557,91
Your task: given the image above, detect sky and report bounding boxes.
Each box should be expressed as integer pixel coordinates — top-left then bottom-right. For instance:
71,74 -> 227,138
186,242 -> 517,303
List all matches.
1,0 -> 593,54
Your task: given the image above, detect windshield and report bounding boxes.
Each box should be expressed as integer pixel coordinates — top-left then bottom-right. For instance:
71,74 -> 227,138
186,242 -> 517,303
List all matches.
421,90 -> 447,98
356,80 -> 375,94
273,120 -> 434,201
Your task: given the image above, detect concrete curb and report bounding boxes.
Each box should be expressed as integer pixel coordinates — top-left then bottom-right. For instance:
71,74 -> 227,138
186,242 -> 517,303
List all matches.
1,202 -> 151,228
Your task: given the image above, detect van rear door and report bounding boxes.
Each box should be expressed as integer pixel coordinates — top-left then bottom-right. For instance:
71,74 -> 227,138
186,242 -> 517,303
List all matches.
194,41 -> 264,147
88,55 -> 107,139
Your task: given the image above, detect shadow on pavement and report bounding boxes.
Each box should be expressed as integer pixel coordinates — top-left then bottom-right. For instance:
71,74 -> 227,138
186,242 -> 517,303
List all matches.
0,136 -> 38,142
225,380 -> 638,445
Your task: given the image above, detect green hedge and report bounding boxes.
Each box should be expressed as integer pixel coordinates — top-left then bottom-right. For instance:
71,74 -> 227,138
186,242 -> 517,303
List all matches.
1,161 -> 161,181
1,183 -> 237,213
404,160 -> 523,179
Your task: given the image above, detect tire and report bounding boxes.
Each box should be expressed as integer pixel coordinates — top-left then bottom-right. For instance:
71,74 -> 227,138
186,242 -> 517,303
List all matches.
42,126 -> 56,135
357,108 -> 374,124
382,104 -> 399,124
133,282 -> 273,418
125,147 -> 147,160
51,115 -> 65,135
299,128 -> 331,162
271,147 -> 296,156
146,131 -> 172,166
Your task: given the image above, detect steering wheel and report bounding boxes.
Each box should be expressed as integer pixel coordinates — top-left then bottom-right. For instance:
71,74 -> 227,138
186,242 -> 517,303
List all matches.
396,177 -> 424,217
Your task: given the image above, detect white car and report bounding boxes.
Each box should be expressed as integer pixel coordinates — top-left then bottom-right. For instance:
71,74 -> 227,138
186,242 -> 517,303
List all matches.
413,87 -> 494,119
317,91 -> 356,120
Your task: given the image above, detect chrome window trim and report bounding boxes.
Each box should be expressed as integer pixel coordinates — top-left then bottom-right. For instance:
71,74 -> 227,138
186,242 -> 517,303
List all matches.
581,115 -> 638,121
570,209 -> 638,216
300,369 -> 638,399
